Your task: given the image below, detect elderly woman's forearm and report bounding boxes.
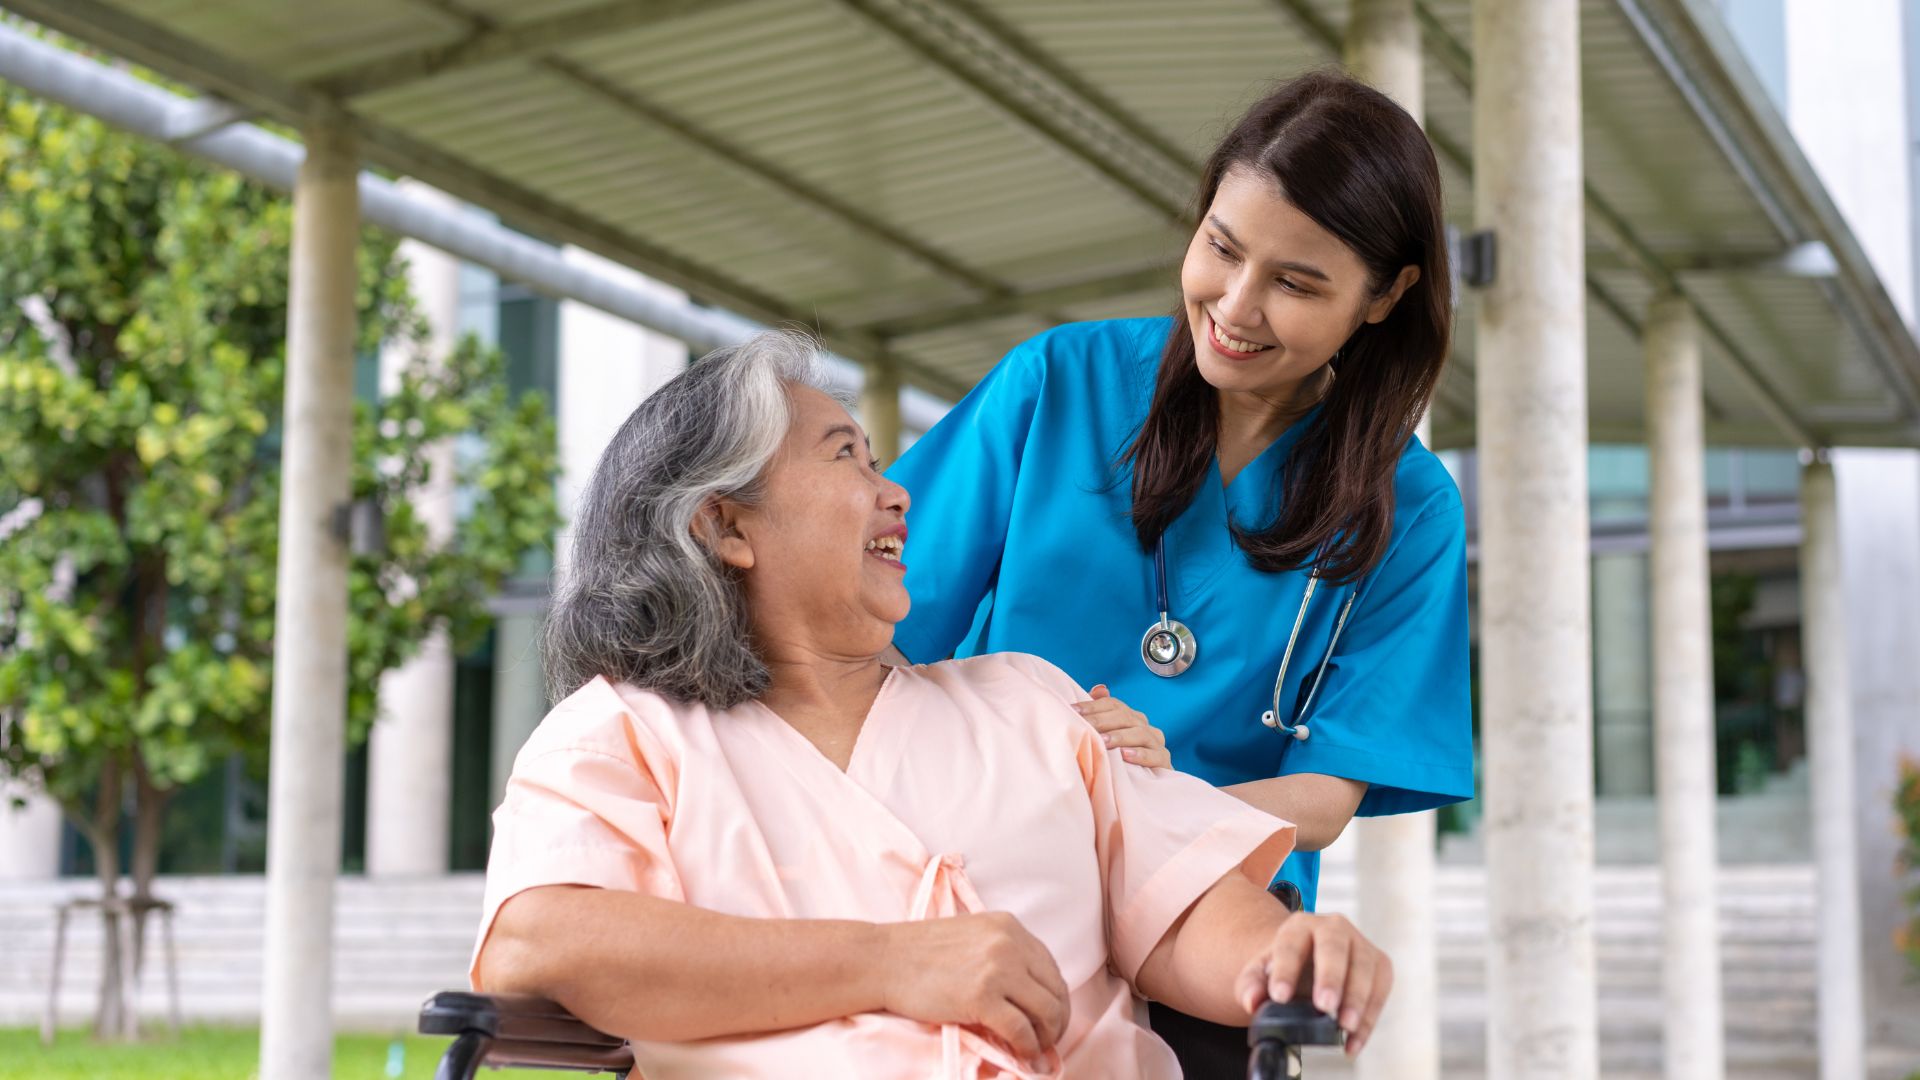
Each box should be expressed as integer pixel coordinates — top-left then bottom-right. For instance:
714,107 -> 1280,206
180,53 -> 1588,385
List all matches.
1135,870 -> 1280,1024
478,885 -> 888,1042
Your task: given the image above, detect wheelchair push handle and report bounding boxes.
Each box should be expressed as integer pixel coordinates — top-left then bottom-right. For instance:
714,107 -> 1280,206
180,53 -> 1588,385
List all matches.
1247,998 -> 1344,1078
1246,878 -> 1344,1078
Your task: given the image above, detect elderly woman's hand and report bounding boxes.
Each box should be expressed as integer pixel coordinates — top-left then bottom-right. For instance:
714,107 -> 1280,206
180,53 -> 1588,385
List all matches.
877,912 -> 1071,1060
1234,911 -> 1393,1057
1071,685 -> 1172,769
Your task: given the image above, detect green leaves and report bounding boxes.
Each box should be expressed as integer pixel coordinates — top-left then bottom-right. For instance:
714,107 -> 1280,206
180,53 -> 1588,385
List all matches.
0,81 -> 560,816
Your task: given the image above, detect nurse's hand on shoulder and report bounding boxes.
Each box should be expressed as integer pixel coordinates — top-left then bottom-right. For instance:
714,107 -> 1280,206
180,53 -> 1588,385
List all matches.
1071,685 -> 1171,769
1235,911 -> 1392,1058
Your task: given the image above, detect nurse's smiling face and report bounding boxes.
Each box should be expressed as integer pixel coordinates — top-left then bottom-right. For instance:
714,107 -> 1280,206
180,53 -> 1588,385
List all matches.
1181,166 -> 1417,409
710,385 -> 913,659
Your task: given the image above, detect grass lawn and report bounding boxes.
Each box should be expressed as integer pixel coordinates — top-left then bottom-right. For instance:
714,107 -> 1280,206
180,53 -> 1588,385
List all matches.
0,1026 -> 549,1079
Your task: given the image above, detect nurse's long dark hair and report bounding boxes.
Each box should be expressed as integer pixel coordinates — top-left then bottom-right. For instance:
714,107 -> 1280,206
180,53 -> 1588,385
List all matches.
1124,70 -> 1451,584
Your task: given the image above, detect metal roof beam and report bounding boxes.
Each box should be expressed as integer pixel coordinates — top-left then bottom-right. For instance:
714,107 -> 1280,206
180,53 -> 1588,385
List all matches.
367,0 -> 1061,323
1276,0 -> 1823,447
0,14 -> 970,404
1612,0 -> 1920,434
532,56 -> 1022,304
833,0 -> 1195,223
310,0 -> 736,100
1586,242 -> 1838,277
862,264 -> 1176,338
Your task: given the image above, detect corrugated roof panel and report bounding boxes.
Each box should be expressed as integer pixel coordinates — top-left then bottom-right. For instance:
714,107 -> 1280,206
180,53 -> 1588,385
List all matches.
23,0 -> 1913,446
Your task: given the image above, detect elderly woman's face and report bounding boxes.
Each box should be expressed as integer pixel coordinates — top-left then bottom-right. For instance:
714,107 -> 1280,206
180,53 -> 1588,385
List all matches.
713,385 -> 912,655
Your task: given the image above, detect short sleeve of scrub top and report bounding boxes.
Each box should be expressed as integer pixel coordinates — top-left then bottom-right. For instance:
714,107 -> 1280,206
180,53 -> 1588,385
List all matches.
887,317 -> 1474,910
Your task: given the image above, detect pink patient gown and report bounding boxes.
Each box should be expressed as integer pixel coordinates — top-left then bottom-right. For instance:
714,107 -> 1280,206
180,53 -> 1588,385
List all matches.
471,652 -> 1294,1079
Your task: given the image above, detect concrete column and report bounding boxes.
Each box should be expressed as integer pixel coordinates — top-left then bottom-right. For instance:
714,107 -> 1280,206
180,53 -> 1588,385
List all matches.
1591,552 -> 1653,797
554,246 -> 688,579
1344,0 -> 1422,118
860,357 -> 903,463
366,182 -> 461,878
1471,1 -> 1598,1077
1798,457 -> 1865,1080
0,779 -> 63,880
1644,293 -> 1724,1080
1343,6 -> 1438,1079
259,110 -> 359,1080
1831,450 -> 1920,1051
1349,813 -> 1437,1078
489,612 -> 548,812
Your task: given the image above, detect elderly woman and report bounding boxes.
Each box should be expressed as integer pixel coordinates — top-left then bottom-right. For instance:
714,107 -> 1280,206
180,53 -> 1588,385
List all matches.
471,332 -> 1392,1078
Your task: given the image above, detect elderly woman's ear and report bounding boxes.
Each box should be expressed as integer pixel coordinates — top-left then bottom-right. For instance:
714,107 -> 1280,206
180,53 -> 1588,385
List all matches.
695,499 -> 755,570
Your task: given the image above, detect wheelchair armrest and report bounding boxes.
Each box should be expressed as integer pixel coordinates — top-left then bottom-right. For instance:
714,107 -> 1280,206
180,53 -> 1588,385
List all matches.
420,991 -> 635,1077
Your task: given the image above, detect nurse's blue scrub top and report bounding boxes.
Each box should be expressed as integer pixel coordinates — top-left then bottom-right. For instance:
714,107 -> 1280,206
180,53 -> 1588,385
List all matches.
886,317 -> 1474,910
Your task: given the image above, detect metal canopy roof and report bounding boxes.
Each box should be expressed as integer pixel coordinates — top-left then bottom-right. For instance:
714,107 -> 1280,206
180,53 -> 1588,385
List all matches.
7,0 -> 1918,449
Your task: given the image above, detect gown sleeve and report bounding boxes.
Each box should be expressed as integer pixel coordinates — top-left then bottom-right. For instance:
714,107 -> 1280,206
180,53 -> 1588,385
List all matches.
1276,499 -> 1476,816
884,339 -> 1047,664
469,679 -> 684,989
997,653 -> 1295,983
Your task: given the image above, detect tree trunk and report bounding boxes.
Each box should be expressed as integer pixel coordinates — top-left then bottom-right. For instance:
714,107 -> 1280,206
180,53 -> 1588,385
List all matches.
81,756 -> 131,1041
127,754 -> 172,1028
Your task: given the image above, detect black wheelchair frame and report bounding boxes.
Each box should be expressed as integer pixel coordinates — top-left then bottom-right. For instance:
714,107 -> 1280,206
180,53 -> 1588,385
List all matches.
421,880 -> 1343,1079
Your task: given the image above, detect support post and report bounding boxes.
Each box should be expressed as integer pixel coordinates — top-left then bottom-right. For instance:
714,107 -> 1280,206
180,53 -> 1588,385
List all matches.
1644,292 -> 1724,1080
367,181 -> 460,878
1798,457 -> 1866,1080
1471,1 -> 1598,1076
259,109 -> 360,1080
1343,5 -> 1438,1079
861,357 -> 903,462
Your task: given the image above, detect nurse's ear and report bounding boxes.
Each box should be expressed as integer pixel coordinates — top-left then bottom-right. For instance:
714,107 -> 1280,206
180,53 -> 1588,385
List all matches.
693,498 -> 755,571
1362,265 -> 1421,325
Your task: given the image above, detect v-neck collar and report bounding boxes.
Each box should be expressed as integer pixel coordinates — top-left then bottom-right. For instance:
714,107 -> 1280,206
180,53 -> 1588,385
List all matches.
1219,402 -> 1324,523
748,664 -> 901,779
1157,404 -> 1324,612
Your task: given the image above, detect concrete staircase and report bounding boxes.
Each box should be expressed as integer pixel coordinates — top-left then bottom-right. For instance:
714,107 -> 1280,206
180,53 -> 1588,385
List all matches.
0,874 -> 485,1033
1,865 -> 1824,1076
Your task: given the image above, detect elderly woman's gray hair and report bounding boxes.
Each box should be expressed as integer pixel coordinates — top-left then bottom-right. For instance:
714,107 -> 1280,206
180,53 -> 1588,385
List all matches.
542,330 -> 838,707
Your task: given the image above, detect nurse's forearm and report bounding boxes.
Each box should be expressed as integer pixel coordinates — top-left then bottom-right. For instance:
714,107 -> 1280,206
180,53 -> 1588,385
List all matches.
1222,774 -> 1367,851
478,884 -> 891,1042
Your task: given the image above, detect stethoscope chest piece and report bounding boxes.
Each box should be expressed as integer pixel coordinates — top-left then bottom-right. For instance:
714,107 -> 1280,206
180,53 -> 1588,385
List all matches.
1140,617 -> 1197,678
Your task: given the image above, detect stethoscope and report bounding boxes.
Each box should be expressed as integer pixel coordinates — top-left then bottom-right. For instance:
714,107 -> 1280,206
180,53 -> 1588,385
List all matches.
1140,537 -> 1361,741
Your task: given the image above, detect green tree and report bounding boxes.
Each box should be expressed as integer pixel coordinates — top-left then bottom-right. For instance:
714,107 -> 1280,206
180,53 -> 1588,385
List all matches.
0,79 -> 560,1036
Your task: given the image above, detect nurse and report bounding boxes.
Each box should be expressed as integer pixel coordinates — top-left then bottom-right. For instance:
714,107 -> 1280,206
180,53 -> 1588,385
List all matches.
886,68 -> 1472,1060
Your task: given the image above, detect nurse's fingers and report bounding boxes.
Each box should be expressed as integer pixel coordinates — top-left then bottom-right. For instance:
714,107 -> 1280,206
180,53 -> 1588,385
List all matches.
1345,952 -> 1392,1057
1234,956 -> 1271,1015
1305,915 -> 1354,1022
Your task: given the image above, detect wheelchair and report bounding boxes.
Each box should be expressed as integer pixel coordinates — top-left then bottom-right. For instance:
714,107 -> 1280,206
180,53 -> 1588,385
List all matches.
420,883 -> 1344,1079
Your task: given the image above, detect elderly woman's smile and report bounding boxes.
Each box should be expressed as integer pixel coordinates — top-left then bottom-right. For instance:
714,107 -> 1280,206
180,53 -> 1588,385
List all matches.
709,384 -> 914,651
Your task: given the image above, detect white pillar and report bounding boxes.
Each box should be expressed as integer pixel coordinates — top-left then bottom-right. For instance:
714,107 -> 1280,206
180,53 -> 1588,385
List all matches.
1644,293 -> 1724,1080
0,780 -> 63,880
366,182 -> 462,879
489,612 -> 547,813
1344,0 -> 1422,116
259,110 -> 359,1080
1472,1 -> 1597,1077
1343,5 -> 1439,1078
1799,457 -> 1865,1080
1832,449 -> 1920,1048
1591,552 -> 1654,797
1349,813 -> 1437,1077
554,246 -> 688,580
860,358 -> 903,462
